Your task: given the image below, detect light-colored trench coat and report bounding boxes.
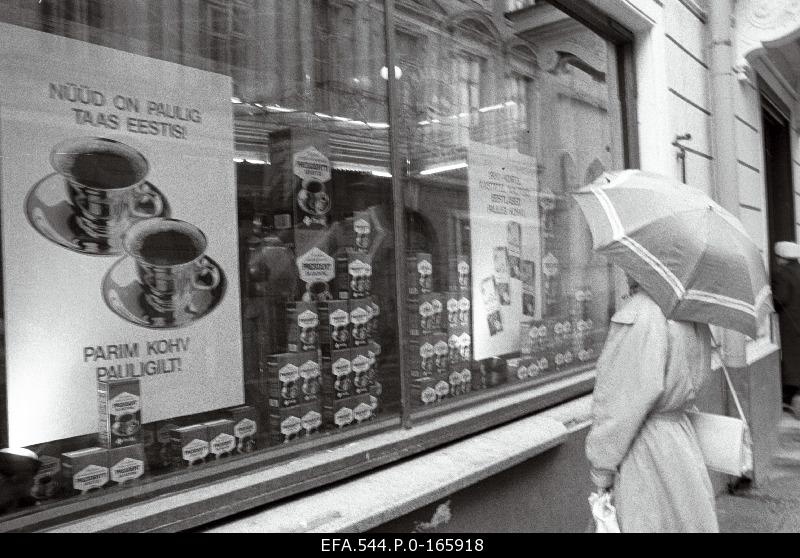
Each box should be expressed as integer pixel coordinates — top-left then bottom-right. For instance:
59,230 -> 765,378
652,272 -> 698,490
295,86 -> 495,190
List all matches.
585,291 -> 719,533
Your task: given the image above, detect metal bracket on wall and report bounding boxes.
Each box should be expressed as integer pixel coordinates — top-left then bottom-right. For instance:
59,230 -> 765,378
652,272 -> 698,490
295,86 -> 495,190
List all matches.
672,133 -> 692,183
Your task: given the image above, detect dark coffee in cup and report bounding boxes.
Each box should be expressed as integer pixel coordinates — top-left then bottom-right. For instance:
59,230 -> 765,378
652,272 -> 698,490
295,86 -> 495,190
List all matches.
305,180 -> 323,195
134,229 -> 203,266
70,151 -> 141,191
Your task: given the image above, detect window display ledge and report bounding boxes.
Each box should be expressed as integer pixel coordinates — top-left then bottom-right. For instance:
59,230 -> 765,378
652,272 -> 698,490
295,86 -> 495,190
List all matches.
36,372 -> 595,533
203,403 -> 584,533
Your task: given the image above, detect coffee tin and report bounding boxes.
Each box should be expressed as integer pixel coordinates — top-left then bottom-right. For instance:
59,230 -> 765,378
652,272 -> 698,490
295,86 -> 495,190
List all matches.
98,377 -> 142,449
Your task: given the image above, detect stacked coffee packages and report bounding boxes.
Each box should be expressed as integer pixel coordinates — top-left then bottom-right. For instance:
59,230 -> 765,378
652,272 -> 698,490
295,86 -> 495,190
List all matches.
515,284 -> 597,381
408,253 -> 478,407
263,149 -> 381,445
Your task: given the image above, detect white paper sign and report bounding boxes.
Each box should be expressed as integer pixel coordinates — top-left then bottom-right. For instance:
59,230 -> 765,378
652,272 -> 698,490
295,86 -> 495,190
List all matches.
468,141 -> 542,361
0,23 -> 244,446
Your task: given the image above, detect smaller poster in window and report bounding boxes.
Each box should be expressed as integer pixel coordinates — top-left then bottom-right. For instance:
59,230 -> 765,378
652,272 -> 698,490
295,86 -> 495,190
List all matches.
468,141 -> 541,360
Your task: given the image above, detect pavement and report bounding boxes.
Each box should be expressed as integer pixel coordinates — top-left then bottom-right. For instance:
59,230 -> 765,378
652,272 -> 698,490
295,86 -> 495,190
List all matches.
716,412 -> 800,533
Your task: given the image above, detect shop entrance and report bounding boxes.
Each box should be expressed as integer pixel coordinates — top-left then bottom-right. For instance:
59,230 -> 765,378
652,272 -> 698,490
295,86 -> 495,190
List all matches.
762,92 -> 795,262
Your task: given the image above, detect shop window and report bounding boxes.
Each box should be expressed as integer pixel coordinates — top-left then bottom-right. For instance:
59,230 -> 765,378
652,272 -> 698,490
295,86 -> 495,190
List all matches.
0,0 -> 633,531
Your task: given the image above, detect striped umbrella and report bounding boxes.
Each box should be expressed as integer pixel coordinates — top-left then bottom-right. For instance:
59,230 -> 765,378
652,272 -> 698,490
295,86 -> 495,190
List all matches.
573,170 -> 772,339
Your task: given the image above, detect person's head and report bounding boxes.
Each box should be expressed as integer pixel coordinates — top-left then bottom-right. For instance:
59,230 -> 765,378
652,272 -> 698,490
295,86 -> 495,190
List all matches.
774,241 -> 800,266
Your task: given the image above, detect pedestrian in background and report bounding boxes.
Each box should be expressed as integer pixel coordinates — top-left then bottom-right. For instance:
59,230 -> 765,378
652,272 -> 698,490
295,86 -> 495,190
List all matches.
772,241 -> 800,416
585,275 -> 719,532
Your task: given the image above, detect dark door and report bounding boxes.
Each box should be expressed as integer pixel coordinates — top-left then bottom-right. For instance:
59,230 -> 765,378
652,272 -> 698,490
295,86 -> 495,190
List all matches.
762,98 -> 795,275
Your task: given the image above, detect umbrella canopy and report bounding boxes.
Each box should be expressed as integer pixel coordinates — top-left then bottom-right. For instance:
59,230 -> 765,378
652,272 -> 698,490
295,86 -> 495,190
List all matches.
573,170 -> 772,339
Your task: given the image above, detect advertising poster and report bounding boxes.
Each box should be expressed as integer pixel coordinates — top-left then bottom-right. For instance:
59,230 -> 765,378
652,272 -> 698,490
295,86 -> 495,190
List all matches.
0,23 -> 243,446
468,141 -> 541,361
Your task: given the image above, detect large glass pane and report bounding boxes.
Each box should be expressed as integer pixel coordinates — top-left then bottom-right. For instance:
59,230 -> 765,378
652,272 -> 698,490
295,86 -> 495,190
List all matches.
0,0 -> 397,519
395,1 -> 625,410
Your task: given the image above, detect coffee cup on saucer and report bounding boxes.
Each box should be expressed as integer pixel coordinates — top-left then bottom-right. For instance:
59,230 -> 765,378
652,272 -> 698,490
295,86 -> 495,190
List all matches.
123,218 -> 220,314
50,137 -> 165,242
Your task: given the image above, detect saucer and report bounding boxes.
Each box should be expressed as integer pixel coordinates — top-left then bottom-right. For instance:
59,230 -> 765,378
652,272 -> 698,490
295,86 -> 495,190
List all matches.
25,173 -> 172,256
102,255 -> 227,329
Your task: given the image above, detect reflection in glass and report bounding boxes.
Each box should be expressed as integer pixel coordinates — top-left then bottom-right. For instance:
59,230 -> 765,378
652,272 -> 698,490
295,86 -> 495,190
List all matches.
397,0 -> 625,409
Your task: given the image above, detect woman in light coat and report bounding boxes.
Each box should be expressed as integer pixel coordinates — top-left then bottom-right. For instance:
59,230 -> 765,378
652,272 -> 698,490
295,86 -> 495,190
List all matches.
585,280 -> 719,532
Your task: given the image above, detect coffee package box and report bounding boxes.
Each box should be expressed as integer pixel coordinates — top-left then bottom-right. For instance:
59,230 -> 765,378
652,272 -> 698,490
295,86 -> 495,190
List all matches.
323,394 -> 372,430
554,345 -> 575,372
352,393 -> 374,425
226,406 -> 259,454
353,211 -> 374,252
204,419 -> 236,460
408,336 -> 435,378
98,377 -> 142,449
348,252 -> 373,299
521,321 -> 548,358
267,353 -> 301,407
170,425 -> 209,467
295,229 -> 336,303
532,355 -> 551,376
447,326 -> 471,372
447,331 -> 463,373
411,377 -> 437,407
432,333 -> 449,376
409,293 -> 436,337
286,301 -> 320,353
351,346 -> 372,395
407,252 -> 433,296
448,255 -> 471,292
459,368 -> 473,395
30,456 -> 62,501
506,358 -> 528,384
300,401 -> 323,439
457,295 -> 471,331
108,444 -> 146,485
323,397 -> 354,431
335,250 -> 373,300
338,211 -> 375,252
296,352 -> 322,404
349,299 -> 370,347
322,349 -> 353,401
320,300 -> 350,350
293,146 -> 332,229
61,448 -> 109,496
458,331 -> 472,364
268,404 -> 304,445
447,370 -> 467,397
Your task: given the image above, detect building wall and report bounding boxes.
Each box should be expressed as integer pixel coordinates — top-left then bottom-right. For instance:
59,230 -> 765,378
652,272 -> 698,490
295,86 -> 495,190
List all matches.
664,0 -> 714,194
